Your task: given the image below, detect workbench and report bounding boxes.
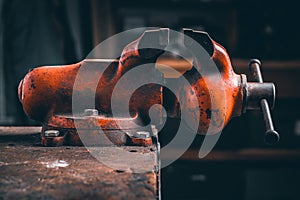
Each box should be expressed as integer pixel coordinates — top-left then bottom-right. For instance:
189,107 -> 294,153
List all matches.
0,127 -> 159,200
2,126 -> 300,200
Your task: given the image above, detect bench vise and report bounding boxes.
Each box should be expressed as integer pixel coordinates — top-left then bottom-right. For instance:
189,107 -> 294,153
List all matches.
18,28 -> 279,147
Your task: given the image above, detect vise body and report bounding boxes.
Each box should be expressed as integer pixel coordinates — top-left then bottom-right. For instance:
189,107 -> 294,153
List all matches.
18,28 -> 279,147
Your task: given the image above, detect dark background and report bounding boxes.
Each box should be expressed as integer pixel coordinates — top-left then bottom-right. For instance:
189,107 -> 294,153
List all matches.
0,0 -> 300,199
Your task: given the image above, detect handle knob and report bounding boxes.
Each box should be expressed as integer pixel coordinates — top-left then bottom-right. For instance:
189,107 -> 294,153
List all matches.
248,59 -> 280,144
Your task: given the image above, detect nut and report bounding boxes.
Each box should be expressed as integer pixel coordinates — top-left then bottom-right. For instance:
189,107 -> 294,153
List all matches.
44,130 -> 60,137
134,131 -> 150,139
84,109 -> 98,116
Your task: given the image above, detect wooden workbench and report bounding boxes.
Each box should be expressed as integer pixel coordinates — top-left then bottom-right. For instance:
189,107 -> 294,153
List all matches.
2,126 -> 300,200
0,127 -> 159,200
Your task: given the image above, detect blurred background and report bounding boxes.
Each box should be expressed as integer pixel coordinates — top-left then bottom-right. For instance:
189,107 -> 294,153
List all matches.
0,0 -> 300,199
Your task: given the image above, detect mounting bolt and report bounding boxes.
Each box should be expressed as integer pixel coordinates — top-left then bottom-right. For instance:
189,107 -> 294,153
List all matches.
134,131 -> 150,139
84,109 -> 98,116
44,130 -> 60,137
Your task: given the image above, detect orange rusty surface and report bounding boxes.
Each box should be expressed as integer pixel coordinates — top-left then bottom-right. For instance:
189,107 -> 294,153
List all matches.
185,40 -> 244,134
130,137 -> 153,146
18,30 -> 245,145
47,115 -> 140,130
41,136 -> 64,146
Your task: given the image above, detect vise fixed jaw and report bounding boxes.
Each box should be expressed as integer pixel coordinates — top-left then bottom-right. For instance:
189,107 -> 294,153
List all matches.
18,28 -> 279,147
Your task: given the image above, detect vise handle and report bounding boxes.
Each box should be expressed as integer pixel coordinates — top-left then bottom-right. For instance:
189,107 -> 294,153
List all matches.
248,59 -> 280,144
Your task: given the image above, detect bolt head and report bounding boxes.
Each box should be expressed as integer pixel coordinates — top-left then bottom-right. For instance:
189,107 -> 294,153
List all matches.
134,131 -> 150,139
44,130 -> 60,137
84,109 -> 98,116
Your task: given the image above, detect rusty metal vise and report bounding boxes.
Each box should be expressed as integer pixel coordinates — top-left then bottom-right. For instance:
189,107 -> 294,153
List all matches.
18,28 -> 279,147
